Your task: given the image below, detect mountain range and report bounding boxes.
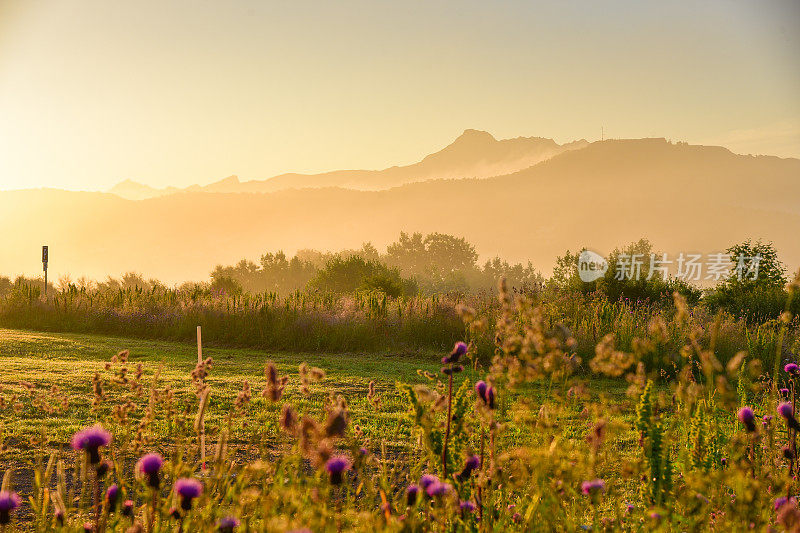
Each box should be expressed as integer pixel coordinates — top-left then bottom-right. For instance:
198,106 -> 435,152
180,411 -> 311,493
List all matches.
2,131 -> 799,284
109,130 -> 589,199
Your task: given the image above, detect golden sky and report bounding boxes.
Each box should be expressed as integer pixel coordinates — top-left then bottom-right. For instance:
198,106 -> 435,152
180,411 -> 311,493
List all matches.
1,0 -> 798,191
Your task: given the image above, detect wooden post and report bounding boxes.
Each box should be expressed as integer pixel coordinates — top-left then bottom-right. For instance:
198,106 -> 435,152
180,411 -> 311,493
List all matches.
42,245 -> 48,297
197,325 -> 206,465
197,326 -> 202,365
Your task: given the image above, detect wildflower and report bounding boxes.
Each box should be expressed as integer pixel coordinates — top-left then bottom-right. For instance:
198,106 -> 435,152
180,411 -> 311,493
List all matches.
775,496 -> 796,510
581,479 -> 606,504
475,381 -> 487,400
0,491 -> 21,525
781,388 -> 790,397
406,484 -> 419,506
720,457 -> 727,467
778,402 -> 800,431
458,455 -> 481,480
325,456 -> 351,485
784,446 -> 796,460
71,424 -> 111,464
486,386 -> 496,409
442,342 -> 468,364
649,511 -> 662,521
122,499 -> 134,517
737,406 -> 756,432
785,363 -> 800,375
218,516 -> 241,533
425,481 -> 452,497
84,523 -> 93,532
105,484 -> 120,509
174,478 -> 203,511
136,453 -> 164,488
419,474 -> 439,491
475,381 -> 496,409
460,500 -> 476,514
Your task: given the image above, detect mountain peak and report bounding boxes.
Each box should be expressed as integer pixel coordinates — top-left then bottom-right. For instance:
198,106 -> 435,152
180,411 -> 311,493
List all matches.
454,129 -> 497,144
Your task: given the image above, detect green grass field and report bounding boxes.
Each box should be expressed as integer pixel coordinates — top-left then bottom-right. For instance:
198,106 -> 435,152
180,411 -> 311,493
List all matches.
0,328 -> 450,459
0,326 -> 638,466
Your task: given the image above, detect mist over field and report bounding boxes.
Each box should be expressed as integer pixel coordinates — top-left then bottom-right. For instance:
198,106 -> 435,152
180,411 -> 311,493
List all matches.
2,132 -> 799,284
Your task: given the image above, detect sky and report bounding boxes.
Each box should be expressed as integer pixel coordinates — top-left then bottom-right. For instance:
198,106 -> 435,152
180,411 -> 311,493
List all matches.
1,0 -> 799,192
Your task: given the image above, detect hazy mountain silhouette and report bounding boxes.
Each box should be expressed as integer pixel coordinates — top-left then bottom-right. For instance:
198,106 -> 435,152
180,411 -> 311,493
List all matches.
108,179 -> 181,200
3,138 -> 799,283
108,130 -> 588,199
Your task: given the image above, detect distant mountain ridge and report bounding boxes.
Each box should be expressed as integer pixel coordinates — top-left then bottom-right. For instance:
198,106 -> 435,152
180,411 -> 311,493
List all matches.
3,137 -> 799,284
108,130 -> 588,199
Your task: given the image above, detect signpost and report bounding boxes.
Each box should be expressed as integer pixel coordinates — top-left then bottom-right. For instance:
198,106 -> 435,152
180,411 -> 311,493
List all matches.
42,246 -> 48,297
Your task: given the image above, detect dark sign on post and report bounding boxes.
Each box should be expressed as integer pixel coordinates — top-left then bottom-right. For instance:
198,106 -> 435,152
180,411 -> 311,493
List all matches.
42,245 -> 48,296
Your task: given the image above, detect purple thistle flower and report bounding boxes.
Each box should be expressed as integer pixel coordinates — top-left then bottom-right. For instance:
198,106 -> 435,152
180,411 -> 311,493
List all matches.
581,479 -> 606,496
406,484 -> 419,506
458,455 -> 481,480
781,388 -> 791,397
785,363 -> 800,375
425,481 -> 451,497
325,456 -> 351,485
486,386 -> 496,409
122,500 -> 134,517
465,455 -> 480,471
218,516 -> 241,533
475,381 -> 487,401
443,342 -> 468,364
419,474 -> 439,491
105,484 -> 120,509
778,402 -> 800,430
71,425 -> 111,464
174,478 -> 203,511
0,491 -> 20,525
775,496 -> 796,510
738,406 -> 756,432
136,453 -> 164,488
460,500 -> 476,513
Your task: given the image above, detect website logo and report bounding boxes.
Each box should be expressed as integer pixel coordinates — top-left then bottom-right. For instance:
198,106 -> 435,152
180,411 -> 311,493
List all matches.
578,250 -> 608,282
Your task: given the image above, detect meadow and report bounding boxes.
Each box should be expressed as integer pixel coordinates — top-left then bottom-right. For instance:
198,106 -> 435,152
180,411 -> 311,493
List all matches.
0,273 -> 798,531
